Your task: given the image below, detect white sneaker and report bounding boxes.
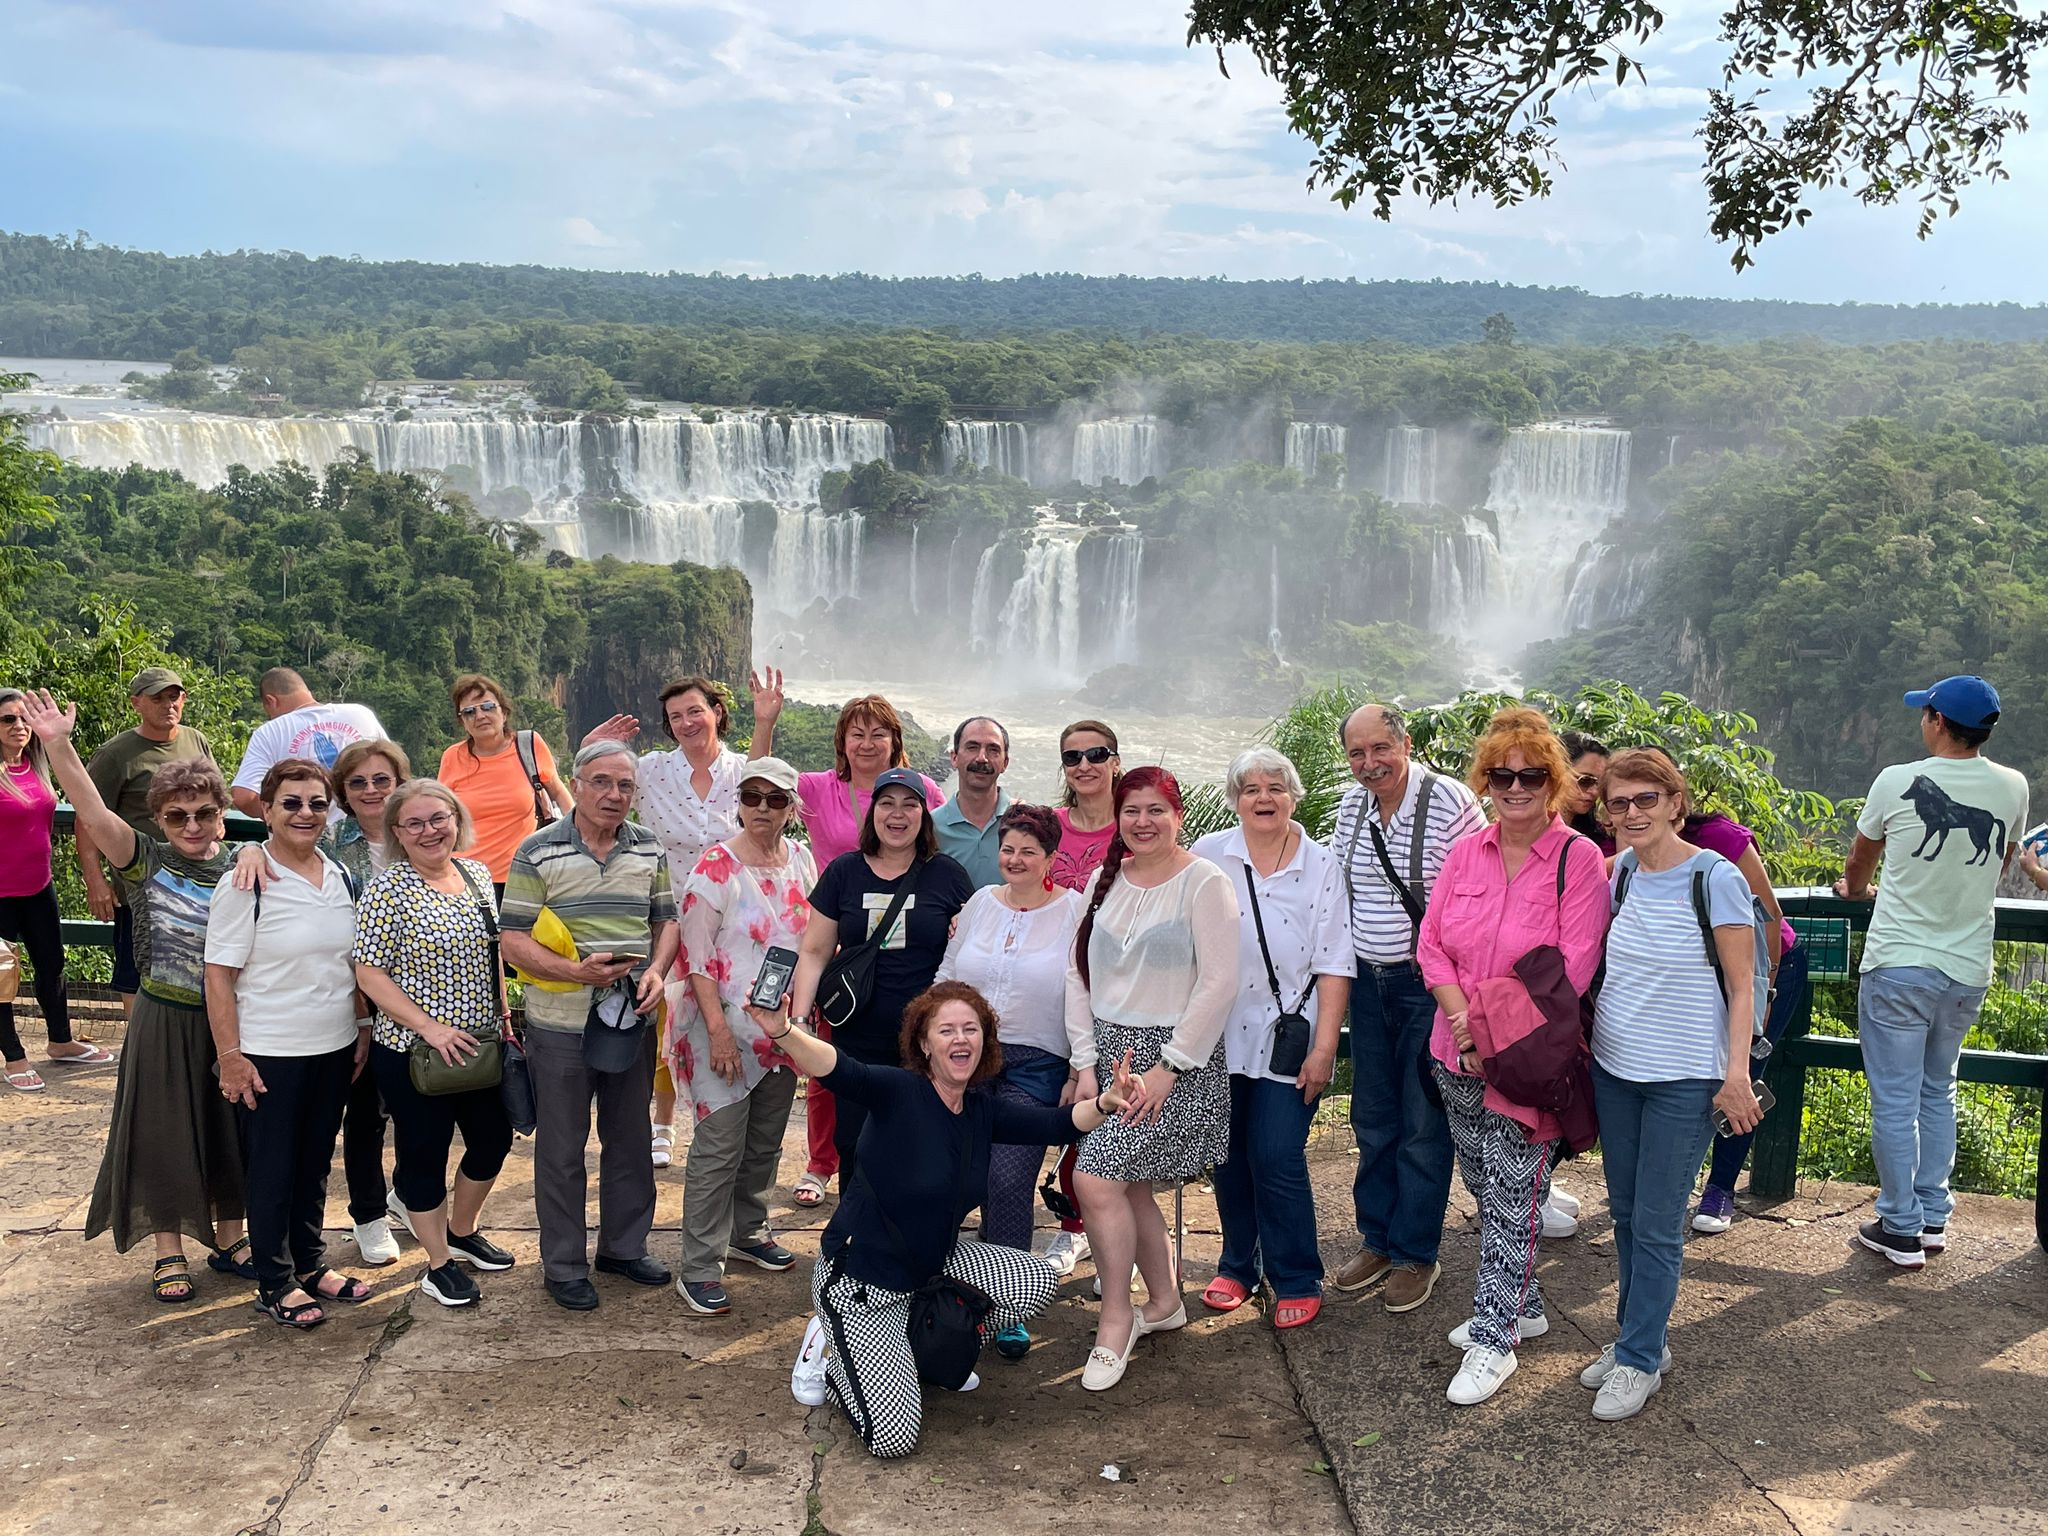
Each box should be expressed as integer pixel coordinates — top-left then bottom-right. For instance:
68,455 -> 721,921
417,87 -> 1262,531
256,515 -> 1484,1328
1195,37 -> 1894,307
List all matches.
1449,1313 -> 1548,1349
1540,1197 -> 1579,1239
1447,1345 -> 1518,1406
385,1189 -> 414,1239
791,1315 -> 830,1407
353,1217 -> 400,1267
1579,1342 -> 1673,1389
1043,1231 -> 1085,1277
954,1371 -> 981,1393
1548,1186 -> 1581,1219
1592,1364 -> 1663,1421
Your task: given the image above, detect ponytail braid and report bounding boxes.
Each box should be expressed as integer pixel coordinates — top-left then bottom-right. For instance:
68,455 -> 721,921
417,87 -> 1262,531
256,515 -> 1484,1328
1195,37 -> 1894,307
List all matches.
1069,764 -> 1181,991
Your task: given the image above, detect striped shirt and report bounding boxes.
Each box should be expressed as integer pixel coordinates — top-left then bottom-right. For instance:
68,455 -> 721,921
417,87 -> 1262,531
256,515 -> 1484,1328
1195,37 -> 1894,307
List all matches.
1328,768 -> 1486,963
1592,851 -> 1752,1082
500,816 -> 677,1033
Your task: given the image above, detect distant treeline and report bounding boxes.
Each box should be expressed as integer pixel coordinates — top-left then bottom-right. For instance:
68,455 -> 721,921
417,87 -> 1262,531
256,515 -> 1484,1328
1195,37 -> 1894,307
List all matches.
7,230 -> 2048,353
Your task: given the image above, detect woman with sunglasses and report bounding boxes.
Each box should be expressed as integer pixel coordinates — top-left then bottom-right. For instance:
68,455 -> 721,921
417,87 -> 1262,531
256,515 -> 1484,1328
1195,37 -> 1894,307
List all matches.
1583,749 -> 1762,1420
18,689 -> 249,1304
669,757 -> 817,1316
437,673 -> 570,903
1559,730 -> 1613,854
204,758 -> 373,1328
1416,707 -> 1608,1408
1051,720 -> 1121,893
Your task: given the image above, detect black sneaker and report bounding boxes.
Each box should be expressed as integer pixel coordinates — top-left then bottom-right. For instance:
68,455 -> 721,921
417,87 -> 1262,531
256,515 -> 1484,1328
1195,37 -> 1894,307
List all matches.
447,1229 -> 516,1271
420,1259 -> 481,1308
726,1239 -> 795,1271
1920,1224 -> 1948,1255
1855,1219 -> 1927,1269
676,1278 -> 732,1315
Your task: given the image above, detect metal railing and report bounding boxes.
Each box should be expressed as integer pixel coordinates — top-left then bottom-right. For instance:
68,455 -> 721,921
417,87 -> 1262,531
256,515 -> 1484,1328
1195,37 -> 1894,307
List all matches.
51,804 -> 267,947
1756,891 -> 2047,1252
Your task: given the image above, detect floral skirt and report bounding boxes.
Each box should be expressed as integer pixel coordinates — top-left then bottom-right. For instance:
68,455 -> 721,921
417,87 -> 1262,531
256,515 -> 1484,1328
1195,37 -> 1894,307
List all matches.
1077,1019 -> 1230,1183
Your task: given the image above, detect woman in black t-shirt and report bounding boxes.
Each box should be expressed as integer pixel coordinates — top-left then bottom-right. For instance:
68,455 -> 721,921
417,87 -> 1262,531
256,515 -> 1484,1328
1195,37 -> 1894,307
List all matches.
787,768 -> 974,1188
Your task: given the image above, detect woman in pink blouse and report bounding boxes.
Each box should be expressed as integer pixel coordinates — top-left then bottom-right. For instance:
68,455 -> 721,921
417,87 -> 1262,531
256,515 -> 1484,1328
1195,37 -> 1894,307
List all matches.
1416,707 -> 1608,1409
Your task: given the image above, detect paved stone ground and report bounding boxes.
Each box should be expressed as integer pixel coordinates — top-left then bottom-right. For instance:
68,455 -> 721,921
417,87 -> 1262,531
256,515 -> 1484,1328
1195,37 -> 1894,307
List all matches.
2,1022 -> 2042,1536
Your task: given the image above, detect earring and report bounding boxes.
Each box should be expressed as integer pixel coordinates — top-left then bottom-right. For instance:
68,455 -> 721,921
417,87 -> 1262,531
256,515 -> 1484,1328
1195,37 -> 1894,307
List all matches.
1042,875 -> 1055,892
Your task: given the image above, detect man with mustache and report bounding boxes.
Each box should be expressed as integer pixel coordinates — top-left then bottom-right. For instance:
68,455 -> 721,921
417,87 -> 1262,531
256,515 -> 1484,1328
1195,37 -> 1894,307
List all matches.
1328,703 -> 1485,1316
932,717 -> 1011,889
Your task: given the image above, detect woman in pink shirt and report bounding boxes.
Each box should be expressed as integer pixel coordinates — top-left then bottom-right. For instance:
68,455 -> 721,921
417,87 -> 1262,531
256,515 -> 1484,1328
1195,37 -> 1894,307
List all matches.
1417,707 -> 1608,1409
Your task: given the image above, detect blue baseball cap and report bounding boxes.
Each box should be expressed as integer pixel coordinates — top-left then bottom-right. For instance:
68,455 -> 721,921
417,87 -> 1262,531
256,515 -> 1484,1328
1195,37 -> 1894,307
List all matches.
1904,675 -> 2001,728
870,767 -> 929,802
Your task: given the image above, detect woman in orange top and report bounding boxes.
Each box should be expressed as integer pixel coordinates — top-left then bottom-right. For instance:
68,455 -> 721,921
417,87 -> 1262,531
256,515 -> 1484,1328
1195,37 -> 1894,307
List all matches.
435,674 -> 571,897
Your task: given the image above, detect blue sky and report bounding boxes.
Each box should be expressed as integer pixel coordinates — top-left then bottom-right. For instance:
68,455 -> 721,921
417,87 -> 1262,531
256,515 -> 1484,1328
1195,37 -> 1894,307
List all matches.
5,0 -> 2046,304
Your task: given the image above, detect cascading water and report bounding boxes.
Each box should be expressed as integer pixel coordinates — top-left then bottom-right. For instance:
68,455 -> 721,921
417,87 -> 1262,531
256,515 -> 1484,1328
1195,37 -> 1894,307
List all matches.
1284,423 -> 1346,483
1561,545 -> 1653,631
1071,418 -> 1163,486
1382,426 -> 1438,507
1428,517 -> 1504,637
1481,423 -> 1630,639
941,421 -> 1031,480
1267,543 -> 1286,659
996,535 -> 1084,679
1094,530 -> 1143,667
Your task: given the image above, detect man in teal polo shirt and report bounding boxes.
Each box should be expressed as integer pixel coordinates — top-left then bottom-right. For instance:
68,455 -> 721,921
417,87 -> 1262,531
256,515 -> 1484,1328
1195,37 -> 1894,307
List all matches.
932,716 -> 1011,888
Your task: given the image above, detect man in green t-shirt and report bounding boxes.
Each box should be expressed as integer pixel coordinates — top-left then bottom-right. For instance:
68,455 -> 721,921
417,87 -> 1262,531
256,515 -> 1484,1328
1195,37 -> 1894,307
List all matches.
1836,675 -> 2028,1268
78,667 -> 216,1015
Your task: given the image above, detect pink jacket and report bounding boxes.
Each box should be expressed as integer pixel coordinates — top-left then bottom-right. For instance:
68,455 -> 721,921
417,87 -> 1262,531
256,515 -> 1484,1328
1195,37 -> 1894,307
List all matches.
1416,817 -> 1610,1141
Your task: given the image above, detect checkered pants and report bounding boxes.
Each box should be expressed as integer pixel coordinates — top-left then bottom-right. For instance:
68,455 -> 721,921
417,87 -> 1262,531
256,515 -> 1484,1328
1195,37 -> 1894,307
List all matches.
1434,1064 -> 1550,1354
812,1238 -> 1057,1459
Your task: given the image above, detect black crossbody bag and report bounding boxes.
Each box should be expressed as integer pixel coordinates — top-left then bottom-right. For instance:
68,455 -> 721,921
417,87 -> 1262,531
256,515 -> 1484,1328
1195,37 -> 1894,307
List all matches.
847,1155 -> 993,1391
814,863 -> 921,1031
1239,862 -> 1316,1077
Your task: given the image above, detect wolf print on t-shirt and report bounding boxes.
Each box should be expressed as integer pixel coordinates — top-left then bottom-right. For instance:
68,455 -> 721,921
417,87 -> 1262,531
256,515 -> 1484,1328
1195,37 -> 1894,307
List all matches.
1902,773 -> 2009,865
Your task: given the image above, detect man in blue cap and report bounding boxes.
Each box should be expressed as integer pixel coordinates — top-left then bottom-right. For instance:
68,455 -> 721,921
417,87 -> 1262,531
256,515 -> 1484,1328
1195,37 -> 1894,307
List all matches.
1836,676 -> 2028,1268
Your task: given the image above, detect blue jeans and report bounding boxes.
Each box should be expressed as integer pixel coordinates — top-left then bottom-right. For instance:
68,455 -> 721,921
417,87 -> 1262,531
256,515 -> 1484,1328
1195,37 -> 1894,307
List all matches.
984,1043 -> 1069,1251
1859,964 -> 1987,1237
1706,941 -> 1810,1192
1348,959 -> 1453,1267
1592,1063 -> 1718,1374
1212,1072 -> 1323,1297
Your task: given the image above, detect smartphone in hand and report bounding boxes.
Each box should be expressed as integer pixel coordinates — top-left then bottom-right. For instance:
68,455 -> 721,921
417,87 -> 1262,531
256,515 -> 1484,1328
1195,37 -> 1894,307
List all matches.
1712,1079 -> 1777,1137
749,946 -> 798,1010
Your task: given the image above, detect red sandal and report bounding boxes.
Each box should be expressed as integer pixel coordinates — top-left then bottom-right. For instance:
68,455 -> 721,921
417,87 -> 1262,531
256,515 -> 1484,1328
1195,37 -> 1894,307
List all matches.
1201,1276 -> 1249,1312
1274,1295 -> 1322,1330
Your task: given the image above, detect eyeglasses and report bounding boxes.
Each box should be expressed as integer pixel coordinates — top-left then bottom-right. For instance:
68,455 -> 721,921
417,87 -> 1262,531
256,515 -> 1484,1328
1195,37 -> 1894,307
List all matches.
397,811 -> 456,836
459,699 -> 501,718
1602,791 -> 1668,816
739,789 -> 792,810
1061,746 -> 1115,767
346,773 -> 396,792
1485,767 -> 1552,791
160,805 -> 222,829
278,796 -> 331,815
1575,774 -> 1602,791
0,713 -> 22,727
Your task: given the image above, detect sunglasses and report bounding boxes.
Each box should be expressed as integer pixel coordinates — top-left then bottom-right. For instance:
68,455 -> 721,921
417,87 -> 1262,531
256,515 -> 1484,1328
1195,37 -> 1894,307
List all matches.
1575,773 -> 1602,791
397,811 -> 456,836
278,796 -> 331,815
160,805 -> 222,829
459,699 -> 501,718
1061,745 -> 1115,767
1603,790 -> 1668,815
0,713 -> 22,727
1485,767 -> 1551,791
739,789 -> 793,810
346,773 -> 396,792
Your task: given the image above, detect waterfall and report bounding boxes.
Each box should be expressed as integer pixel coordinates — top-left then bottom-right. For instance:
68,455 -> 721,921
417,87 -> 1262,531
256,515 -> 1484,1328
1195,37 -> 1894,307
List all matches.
1381,426 -> 1438,506
1428,517 -> 1504,637
907,524 -> 920,615
1071,418 -> 1163,485
1482,423 -> 1631,638
996,535 -> 1084,679
1561,545 -> 1653,631
1095,530 -> 1143,666
1267,543 -> 1286,659
941,421 -> 1031,480
968,543 -> 1004,654
1284,423 -> 1346,483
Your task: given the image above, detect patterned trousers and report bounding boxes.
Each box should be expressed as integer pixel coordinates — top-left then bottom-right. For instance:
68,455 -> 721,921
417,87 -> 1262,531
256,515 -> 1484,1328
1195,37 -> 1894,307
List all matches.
812,1238 -> 1058,1459
1434,1064 -> 1550,1353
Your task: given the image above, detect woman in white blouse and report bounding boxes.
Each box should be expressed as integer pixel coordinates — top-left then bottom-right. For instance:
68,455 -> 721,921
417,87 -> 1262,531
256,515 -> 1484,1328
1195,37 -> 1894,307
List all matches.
1065,766 -> 1240,1392
935,803 -> 1082,1360
1189,747 -> 1354,1330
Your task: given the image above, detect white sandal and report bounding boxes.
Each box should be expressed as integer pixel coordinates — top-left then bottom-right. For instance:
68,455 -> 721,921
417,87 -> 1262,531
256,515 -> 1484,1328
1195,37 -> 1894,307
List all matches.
650,1124 -> 674,1169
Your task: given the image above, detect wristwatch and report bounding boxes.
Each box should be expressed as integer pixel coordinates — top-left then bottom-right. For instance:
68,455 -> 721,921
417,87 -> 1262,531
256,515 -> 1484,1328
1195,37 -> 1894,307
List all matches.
1161,1058 -> 1186,1076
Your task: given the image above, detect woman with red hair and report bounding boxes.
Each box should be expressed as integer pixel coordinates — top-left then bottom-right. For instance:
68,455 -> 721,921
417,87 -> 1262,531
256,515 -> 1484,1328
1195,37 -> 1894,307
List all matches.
1064,766 -> 1240,1392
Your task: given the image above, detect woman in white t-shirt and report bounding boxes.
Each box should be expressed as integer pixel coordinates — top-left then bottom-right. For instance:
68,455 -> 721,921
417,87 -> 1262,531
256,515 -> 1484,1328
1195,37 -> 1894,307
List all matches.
204,757 -> 371,1330
935,803 -> 1082,1360
1584,748 -> 1763,1422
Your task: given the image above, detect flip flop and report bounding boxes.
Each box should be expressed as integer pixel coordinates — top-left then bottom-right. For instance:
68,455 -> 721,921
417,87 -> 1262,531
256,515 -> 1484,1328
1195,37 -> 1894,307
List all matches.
5,1066 -> 46,1092
1201,1276 -> 1249,1313
792,1171 -> 828,1209
45,1043 -> 116,1066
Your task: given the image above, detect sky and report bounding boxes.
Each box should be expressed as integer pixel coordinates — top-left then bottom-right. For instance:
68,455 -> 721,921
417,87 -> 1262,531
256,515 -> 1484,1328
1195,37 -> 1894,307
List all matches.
5,0 -> 2048,305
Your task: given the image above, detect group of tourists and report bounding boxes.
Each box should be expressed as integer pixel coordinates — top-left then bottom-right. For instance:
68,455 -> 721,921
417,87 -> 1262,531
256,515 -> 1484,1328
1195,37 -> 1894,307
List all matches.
0,658 -> 2024,1458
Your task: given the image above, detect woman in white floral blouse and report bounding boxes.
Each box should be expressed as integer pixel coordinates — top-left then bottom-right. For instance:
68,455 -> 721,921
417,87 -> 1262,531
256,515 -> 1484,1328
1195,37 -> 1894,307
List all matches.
668,755 -> 818,1316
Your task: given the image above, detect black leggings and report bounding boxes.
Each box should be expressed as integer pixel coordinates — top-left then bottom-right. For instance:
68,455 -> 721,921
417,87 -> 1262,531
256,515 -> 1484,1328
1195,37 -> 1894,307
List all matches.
371,1042 -> 514,1212
236,1045 -> 354,1298
0,884 -> 74,1062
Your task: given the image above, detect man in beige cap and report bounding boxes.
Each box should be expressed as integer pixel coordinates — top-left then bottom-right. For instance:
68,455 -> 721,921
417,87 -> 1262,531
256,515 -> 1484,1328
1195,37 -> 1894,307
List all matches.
78,667 -> 217,1016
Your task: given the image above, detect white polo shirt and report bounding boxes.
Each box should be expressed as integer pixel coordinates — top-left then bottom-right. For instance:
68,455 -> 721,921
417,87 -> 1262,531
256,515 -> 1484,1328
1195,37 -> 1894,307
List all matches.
204,850 -> 361,1056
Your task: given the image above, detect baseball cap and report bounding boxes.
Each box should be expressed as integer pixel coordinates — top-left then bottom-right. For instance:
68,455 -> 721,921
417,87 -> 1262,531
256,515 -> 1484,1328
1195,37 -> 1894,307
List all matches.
128,666 -> 184,698
1904,675 -> 2001,728
738,756 -> 800,796
871,766 -> 929,802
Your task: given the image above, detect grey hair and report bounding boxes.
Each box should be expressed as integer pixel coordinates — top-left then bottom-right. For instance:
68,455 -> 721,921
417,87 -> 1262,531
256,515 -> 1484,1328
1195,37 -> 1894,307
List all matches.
1225,746 -> 1305,802
1339,701 -> 1406,744
572,739 -> 638,777
383,778 -> 476,853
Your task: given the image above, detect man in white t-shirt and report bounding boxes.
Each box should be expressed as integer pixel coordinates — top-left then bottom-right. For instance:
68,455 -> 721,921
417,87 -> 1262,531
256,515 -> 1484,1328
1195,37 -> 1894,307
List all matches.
231,667 -> 385,820
1836,675 -> 2029,1268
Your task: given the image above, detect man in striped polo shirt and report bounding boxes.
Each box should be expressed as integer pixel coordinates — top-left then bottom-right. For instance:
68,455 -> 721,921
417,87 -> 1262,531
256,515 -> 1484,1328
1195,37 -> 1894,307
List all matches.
1328,704 -> 1485,1313
501,739 -> 680,1311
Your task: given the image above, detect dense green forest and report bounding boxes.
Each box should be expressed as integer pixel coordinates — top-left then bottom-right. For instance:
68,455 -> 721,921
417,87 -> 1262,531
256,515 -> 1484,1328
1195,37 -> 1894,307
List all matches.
8,230 -> 2048,357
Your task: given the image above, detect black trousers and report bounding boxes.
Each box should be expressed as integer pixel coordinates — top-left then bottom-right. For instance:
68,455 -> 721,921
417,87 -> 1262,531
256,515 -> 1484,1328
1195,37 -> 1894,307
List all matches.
236,1044 -> 354,1298
340,1067 -> 390,1223
371,1043 -> 515,1213
0,884 -> 74,1061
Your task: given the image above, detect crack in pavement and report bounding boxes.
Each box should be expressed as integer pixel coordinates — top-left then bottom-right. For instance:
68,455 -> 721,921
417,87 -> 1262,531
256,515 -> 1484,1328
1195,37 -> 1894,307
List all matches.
235,1294 -> 417,1536
802,1405 -> 839,1536
1673,1408 -> 1800,1535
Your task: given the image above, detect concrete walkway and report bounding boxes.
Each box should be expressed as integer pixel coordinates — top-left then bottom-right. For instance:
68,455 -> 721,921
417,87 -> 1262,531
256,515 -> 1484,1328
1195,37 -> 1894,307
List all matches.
2,1040 -> 2042,1535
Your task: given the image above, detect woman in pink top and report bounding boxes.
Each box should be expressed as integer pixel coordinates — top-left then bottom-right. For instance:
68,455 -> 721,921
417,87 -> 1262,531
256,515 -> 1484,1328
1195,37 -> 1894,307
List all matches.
0,687 -> 111,1089
752,691 -> 944,1205
1416,707 -> 1608,1409
1050,719 -> 1120,892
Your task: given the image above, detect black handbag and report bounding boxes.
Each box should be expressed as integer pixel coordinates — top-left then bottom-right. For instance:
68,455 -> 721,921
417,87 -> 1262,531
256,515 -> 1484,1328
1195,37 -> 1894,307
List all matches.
814,863 -> 920,1031
408,861 -> 509,1098
851,1164 -> 992,1390
500,1031 -> 536,1135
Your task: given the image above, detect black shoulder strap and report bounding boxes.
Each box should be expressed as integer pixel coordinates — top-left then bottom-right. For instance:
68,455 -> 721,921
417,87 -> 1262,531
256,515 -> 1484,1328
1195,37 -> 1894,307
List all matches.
515,730 -> 549,823
253,845 -> 360,922
1240,859 -> 1313,1014
862,860 -> 921,954
1690,865 -> 1730,1000
1366,817 -> 1426,931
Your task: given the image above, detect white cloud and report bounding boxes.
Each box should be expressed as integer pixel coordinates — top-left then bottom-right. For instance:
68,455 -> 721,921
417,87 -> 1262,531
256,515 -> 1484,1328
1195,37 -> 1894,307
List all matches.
562,216 -> 622,248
